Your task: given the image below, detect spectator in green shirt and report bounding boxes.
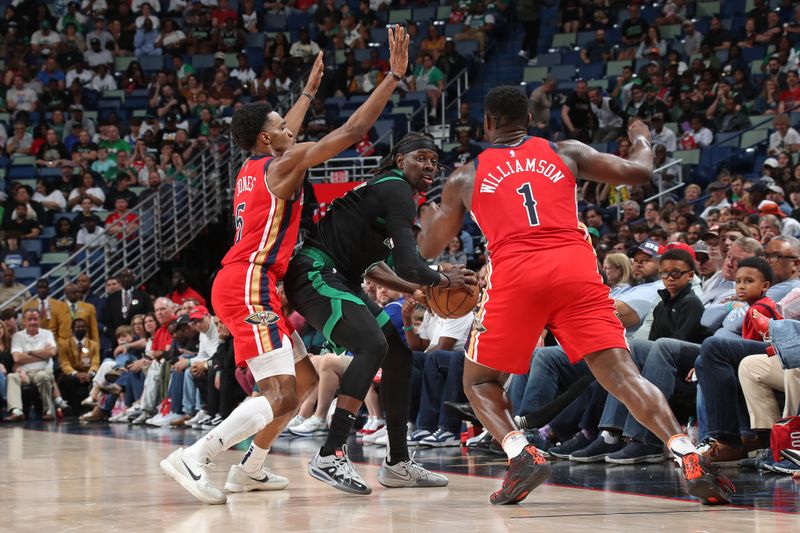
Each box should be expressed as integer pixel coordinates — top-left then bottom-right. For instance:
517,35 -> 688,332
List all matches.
98,125 -> 131,161
411,52 -> 445,119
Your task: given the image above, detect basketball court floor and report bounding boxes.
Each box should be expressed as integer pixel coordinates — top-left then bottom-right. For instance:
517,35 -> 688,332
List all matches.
2,422 -> 798,532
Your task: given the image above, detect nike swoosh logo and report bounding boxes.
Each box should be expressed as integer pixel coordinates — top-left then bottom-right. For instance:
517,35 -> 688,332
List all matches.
182,459 -> 201,481
249,473 -> 270,483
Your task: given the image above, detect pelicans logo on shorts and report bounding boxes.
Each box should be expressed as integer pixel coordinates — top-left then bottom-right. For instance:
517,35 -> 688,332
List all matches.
243,311 -> 280,326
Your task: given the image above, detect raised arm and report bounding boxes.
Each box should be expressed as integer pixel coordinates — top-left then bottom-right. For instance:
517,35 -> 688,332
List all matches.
268,25 -> 409,199
418,163 -> 472,259
283,52 -> 325,136
557,119 -> 653,186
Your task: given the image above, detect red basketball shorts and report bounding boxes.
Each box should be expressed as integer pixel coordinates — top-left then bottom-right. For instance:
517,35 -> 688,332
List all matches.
212,262 -> 293,366
466,243 -> 628,374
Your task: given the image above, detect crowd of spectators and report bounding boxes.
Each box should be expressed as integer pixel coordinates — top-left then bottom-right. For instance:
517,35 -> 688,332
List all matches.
1,0 -> 800,479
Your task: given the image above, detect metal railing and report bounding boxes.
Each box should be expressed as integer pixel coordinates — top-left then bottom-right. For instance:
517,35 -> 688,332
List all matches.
414,68 -> 470,143
614,158 -> 684,221
0,148 -> 228,312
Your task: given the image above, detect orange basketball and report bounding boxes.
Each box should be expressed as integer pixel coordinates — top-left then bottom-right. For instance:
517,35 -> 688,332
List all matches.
425,285 -> 479,319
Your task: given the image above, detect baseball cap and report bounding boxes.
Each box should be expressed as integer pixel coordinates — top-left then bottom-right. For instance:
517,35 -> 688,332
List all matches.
693,240 -> 710,257
767,184 -> 785,195
587,227 -> 600,239
758,200 -> 786,218
70,104 -> 84,111
665,241 -> 696,260
763,158 -> 779,169
189,305 -> 210,321
214,51 -> 226,60
707,181 -> 726,191
628,240 -> 664,258
702,225 -> 719,240
175,313 -> 191,327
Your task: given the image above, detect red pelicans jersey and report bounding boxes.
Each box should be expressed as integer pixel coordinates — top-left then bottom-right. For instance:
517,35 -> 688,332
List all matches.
471,136 -> 587,260
465,136 -> 626,373
213,155 -> 303,361
221,155 -> 303,278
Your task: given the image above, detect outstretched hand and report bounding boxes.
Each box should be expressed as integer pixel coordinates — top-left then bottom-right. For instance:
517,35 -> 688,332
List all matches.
303,51 -> 325,97
388,24 -> 410,78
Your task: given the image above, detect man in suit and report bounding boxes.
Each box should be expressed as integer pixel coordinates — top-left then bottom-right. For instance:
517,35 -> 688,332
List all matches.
105,268 -> 153,335
57,318 -> 101,414
63,283 -> 100,343
22,279 -> 71,343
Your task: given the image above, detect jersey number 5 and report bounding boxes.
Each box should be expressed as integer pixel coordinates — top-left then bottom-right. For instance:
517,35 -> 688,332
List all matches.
235,202 -> 246,243
516,183 -> 540,227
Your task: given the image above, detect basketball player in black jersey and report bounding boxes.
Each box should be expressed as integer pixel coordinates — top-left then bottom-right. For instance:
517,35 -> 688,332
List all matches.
283,133 -> 476,494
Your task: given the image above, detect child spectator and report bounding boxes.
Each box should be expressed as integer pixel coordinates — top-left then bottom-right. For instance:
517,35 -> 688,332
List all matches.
649,248 -> 707,343
0,233 -> 32,270
737,257 -> 783,341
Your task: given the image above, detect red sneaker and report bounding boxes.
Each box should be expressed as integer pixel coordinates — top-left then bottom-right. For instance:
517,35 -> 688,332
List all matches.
489,445 -> 551,505
681,452 -> 735,505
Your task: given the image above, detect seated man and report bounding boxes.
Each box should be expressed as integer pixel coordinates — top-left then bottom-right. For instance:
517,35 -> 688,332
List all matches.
404,300 -> 474,447
57,318 -> 100,414
4,310 -> 57,422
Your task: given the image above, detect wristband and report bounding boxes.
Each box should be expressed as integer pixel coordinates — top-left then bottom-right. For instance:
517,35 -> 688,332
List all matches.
389,71 -> 402,81
403,325 -> 414,332
302,92 -> 314,102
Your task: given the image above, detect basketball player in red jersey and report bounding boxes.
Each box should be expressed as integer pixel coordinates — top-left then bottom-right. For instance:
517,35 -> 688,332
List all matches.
160,26 -> 411,505
417,86 -> 734,506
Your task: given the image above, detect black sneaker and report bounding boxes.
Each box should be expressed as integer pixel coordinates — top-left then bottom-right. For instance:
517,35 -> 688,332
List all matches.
549,432 -> 593,460
605,441 -> 665,464
308,445 -> 372,495
681,452 -> 735,505
739,448 -> 774,471
568,435 -> 624,463
490,445 -> 551,505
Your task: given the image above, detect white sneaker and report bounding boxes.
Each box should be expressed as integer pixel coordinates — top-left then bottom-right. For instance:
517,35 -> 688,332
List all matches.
185,410 -> 208,427
364,426 -> 387,446
145,413 -> 164,426
109,411 -> 130,423
131,411 -> 153,425
281,414 -> 305,435
289,415 -> 328,437
81,397 -> 97,407
156,413 -> 183,427
125,403 -> 141,415
224,464 -> 289,492
160,448 -> 227,505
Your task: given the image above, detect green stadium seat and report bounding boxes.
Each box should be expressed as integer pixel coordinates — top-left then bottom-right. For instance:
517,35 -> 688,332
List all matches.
673,149 -> 700,165
696,2 -> 720,16
750,115 -> 774,129
389,9 -> 411,24
551,33 -> 577,48
740,129 -> 768,148
523,66 -> 548,83
660,24 -> 682,39
606,60 -> 631,77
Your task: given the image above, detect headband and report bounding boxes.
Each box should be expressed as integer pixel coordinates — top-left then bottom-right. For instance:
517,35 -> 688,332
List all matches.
396,137 -> 439,156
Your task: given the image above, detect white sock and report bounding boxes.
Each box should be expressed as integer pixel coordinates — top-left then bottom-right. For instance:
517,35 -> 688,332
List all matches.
668,434 -> 696,457
239,443 -> 270,473
600,430 -> 619,445
186,396 -> 273,462
55,396 -> 64,405
502,430 -> 528,459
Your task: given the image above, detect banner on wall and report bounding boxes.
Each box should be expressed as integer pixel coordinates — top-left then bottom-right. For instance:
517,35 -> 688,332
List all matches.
311,181 -> 363,221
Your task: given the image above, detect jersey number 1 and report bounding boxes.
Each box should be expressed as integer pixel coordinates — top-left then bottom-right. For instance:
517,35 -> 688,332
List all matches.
235,202 -> 246,243
516,183 -> 540,227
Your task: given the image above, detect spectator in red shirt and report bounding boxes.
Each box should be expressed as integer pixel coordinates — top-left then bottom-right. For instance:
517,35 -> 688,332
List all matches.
736,257 -> 783,341
168,269 -> 207,307
151,297 -> 176,356
211,0 -> 236,27
105,197 -> 140,240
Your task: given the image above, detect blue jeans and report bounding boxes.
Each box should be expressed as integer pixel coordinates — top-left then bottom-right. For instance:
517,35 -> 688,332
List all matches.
168,368 -> 185,414
598,339 -> 653,435
694,336 -> 768,441
600,338 -> 699,445
508,346 -> 590,417
101,369 -> 144,411
182,366 -> 203,415
549,380 -> 607,441
416,350 -> 467,433
0,371 -> 7,404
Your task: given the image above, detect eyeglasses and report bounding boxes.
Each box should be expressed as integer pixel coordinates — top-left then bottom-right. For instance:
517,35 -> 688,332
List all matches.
765,253 -> 800,263
659,270 -> 692,280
